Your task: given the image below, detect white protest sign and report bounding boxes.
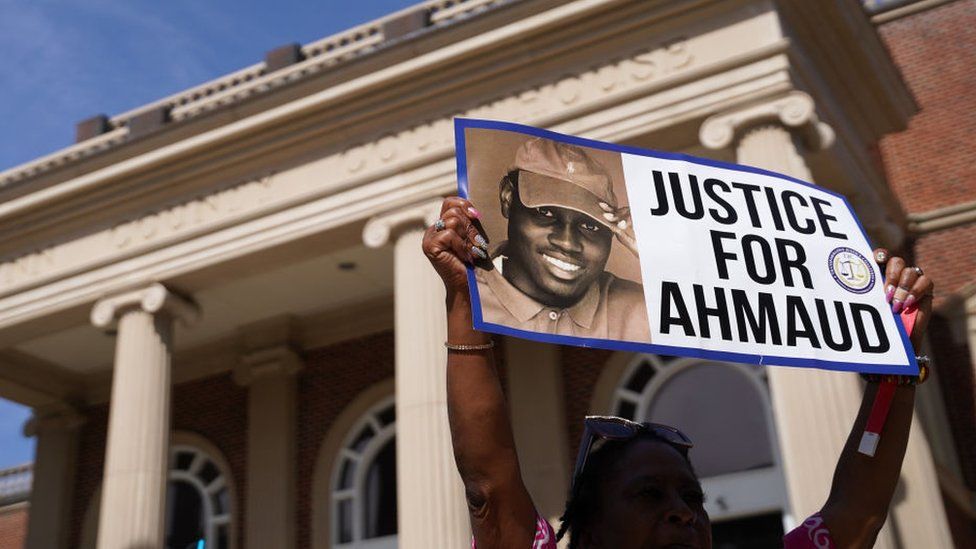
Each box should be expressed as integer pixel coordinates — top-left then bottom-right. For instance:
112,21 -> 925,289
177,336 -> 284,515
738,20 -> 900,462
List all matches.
456,118 -> 916,375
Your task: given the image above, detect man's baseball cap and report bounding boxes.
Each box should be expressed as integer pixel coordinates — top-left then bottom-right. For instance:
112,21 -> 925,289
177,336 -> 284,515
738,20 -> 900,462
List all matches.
512,138 -> 618,229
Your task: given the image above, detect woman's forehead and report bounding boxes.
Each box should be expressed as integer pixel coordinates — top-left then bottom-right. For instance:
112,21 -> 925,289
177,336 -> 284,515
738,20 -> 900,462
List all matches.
612,438 -> 699,484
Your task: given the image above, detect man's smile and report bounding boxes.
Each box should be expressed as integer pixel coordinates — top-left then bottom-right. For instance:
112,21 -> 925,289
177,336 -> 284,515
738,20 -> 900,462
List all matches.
542,253 -> 583,275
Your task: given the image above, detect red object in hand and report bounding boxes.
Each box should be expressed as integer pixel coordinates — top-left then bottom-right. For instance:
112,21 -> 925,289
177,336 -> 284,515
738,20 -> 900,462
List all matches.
858,308 -> 918,457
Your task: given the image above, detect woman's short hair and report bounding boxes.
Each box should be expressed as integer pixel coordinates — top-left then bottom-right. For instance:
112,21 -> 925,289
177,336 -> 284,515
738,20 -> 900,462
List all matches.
555,433 -> 696,548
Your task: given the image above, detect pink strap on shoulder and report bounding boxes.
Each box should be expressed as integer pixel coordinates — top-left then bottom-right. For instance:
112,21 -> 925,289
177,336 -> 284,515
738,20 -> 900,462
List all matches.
783,513 -> 835,549
469,513 -> 557,549
531,513 -> 557,548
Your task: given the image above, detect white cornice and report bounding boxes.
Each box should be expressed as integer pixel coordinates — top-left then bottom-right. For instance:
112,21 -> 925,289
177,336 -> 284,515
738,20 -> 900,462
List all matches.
0,49 -> 795,332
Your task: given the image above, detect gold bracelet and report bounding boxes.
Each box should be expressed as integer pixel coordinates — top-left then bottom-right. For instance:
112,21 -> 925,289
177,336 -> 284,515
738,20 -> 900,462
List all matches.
444,340 -> 495,352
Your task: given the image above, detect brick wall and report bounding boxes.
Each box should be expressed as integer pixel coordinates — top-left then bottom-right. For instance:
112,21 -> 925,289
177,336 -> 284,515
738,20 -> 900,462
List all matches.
68,405 -> 106,549
877,0 -> 976,297
876,0 -> 976,499
0,505 -> 27,549
878,0 -> 976,217
876,2 -> 976,542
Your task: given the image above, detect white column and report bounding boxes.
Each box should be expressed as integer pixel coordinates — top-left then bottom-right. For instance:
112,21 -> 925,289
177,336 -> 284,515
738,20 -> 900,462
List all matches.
701,92 -> 951,547
364,200 -> 470,549
90,283 -> 198,549
23,407 -> 84,549
234,343 -> 302,549
505,339 -> 570,524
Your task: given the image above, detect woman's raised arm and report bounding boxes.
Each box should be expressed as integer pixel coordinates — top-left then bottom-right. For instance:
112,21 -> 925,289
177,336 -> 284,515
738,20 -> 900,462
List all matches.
819,249 -> 935,548
422,196 -> 537,549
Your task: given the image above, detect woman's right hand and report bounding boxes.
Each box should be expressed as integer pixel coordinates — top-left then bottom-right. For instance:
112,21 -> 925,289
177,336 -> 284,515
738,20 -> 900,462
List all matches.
422,197 -> 490,299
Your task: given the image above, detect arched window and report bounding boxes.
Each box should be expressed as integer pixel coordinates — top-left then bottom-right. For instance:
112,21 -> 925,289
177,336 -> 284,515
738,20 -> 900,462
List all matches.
166,444 -> 233,549
80,434 -> 236,549
611,355 -> 790,545
331,397 -> 397,549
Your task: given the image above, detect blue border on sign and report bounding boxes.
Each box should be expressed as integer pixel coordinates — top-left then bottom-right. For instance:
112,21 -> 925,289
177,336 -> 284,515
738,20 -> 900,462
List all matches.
454,117 -> 918,376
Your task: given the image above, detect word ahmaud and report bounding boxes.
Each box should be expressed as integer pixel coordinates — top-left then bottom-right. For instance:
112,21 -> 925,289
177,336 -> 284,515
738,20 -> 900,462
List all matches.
659,281 -> 890,354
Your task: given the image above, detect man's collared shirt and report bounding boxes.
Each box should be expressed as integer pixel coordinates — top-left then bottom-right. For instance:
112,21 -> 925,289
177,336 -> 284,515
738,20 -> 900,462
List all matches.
474,254 -> 651,342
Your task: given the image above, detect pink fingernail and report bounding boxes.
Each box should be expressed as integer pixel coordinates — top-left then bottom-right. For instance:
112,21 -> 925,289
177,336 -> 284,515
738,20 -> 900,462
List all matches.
903,294 -> 916,311
892,299 -> 903,314
885,285 -> 895,303
467,207 -> 482,219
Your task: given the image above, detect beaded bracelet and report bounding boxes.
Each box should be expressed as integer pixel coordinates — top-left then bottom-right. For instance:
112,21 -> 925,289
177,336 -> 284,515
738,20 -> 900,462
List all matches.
444,340 -> 495,352
860,355 -> 930,385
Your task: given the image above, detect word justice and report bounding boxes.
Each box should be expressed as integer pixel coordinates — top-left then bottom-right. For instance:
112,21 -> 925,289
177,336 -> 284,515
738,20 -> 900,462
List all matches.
648,170 -> 849,239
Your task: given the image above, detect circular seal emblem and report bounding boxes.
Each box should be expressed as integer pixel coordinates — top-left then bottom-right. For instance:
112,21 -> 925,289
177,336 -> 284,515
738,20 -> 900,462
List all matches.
828,247 -> 876,294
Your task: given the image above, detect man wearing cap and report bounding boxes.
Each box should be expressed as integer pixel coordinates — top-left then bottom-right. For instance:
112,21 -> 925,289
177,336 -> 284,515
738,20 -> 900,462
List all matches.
475,137 -> 651,342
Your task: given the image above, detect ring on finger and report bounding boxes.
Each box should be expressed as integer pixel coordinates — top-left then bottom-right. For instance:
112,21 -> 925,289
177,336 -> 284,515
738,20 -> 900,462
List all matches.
875,251 -> 888,263
433,219 -> 447,232
912,266 -> 923,276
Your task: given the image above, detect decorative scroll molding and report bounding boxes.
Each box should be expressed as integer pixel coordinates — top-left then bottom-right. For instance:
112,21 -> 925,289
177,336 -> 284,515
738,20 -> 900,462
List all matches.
363,199 -> 444,248
90,282 -> 199,329
233,345 -> 303,386
699,91 -> 835,152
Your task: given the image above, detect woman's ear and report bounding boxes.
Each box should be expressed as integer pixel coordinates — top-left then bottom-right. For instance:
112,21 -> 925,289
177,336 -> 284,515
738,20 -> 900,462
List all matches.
499,177 -> 515,219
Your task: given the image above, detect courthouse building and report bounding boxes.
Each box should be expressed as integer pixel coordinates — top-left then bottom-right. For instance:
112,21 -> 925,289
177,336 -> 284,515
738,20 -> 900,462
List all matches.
0,0 -> 974,547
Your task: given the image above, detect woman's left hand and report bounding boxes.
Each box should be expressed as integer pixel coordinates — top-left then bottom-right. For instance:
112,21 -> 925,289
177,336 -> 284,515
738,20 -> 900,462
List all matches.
874,248 -> 934,348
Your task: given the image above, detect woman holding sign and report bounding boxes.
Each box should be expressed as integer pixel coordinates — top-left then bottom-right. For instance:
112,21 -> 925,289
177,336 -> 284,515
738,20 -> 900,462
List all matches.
423,196 -> 935,549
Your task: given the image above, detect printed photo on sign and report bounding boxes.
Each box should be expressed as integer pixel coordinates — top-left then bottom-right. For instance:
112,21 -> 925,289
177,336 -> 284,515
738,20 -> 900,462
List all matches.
456,118 -> 916,375
461,126 -> 651,343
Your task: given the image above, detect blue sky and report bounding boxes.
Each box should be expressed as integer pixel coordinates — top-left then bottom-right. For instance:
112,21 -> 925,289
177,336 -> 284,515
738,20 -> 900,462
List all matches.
0,0 -> 416,468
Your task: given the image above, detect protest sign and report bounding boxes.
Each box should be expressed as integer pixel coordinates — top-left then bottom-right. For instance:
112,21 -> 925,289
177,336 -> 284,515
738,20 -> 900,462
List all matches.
455,118 -> 916,375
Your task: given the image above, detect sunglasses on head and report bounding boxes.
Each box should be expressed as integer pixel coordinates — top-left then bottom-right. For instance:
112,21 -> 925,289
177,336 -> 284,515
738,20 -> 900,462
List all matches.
570,416 -> 693,496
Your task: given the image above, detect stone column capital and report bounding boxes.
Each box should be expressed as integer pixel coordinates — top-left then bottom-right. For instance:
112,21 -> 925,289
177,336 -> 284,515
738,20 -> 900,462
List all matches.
699,91 -> 835,152
23,406 -> 85,437
233,345 -> 303,386
90,282 -> 199,330
362,199 -> 443,248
